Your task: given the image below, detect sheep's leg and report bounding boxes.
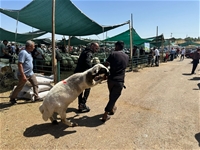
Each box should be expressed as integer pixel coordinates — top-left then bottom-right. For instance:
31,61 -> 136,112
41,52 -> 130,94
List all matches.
50,112 -> 59,125
60,111 -> 74,126
59,109 -> 78,127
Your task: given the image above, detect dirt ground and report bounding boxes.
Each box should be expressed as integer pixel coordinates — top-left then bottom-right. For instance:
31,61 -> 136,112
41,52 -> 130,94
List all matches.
0,58 -> 200,150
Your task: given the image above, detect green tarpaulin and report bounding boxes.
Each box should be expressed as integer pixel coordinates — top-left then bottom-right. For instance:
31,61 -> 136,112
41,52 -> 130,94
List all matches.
104,28 -> 150,46
178,41 -> 200,46
32,38 -> 52,45
57,36 -> 91,46
145,34 -> 165,47
0,27 -> 47,43
0,0 -> 128,36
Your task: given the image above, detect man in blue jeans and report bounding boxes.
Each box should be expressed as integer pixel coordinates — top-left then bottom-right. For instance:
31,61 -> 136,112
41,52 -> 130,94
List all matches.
102,41 -> 129,122
9,40 -> 42,104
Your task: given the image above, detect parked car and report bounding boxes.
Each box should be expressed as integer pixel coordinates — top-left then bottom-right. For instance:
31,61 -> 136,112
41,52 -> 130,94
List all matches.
185,49 -> 196,58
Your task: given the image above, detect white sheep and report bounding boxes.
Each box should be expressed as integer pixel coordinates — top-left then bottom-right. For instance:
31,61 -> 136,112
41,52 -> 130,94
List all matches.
39,64 -> 109,126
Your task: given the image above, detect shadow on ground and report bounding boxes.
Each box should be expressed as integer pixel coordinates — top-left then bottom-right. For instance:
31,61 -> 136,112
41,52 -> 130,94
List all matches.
0,99 -> 38,111
182,73 -> 192,76
23,123 -> 76,139
189,77 -> 200,81
66,107 -> 105,127
0,102 -> 13,111
194,133 -> 200,147
23,108 -> 104,138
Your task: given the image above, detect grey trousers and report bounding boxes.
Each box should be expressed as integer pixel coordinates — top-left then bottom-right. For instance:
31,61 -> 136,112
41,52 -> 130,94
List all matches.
10,74 -> 39,100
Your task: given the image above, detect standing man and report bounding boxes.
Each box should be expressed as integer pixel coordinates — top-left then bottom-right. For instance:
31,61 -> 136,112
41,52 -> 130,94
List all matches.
0,40 -> 13,63
102,41 -> 129,122
191,48 -> 200,75
35,43 -> 45,72
180,47 -> 186,61
9,40 -> 42,104
74,42 -> 99,112
154,48 -> 160,66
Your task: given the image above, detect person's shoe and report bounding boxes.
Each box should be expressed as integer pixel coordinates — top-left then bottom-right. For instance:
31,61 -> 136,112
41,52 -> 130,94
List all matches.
101,112 -> 110,122
9,98 -> 17,105
108,106 -> 117,115
32,97 -> 43,102
78,104 -> 90,113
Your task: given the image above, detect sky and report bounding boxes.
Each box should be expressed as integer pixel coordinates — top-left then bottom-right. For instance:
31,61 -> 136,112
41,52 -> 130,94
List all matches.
0,0 -> 200,41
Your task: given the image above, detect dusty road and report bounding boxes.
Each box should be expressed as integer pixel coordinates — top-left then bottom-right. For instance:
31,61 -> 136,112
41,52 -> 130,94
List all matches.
0,58 -> 200,149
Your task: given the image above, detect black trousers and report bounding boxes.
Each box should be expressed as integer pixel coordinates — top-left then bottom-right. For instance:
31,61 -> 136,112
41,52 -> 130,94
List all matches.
191,60 -> 199,74
105,79 -> 123,112
78,88 -> 91,105
180,54 -> 185,60
155,56 -> 160,66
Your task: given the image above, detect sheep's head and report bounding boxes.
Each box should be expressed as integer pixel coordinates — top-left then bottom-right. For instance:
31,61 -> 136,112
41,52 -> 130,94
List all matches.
86,64 -> 109,86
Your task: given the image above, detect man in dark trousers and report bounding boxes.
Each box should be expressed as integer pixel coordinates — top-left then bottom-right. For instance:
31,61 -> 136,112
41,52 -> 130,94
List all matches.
74,42 -> 99,112
191,48 -> 200,74
102,41 -> 129,122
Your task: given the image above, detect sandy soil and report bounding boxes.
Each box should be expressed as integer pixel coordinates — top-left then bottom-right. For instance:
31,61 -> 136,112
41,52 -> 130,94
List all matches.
0,58 -> 200,149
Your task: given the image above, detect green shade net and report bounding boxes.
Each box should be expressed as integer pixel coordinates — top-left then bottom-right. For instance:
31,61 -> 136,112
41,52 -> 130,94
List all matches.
104,28 -> 150,46
0,0 -> 128,36
145,34 -> 165,47
0,27 -> 47,43
178,41 -> 200,46
32,38 -> 52,45
57,36 -> 91,46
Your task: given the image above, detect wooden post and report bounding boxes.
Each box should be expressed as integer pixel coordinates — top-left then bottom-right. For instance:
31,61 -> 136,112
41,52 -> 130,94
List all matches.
68,36 -> 71,53
129,14 -> 133,71
52,0 -> 57,84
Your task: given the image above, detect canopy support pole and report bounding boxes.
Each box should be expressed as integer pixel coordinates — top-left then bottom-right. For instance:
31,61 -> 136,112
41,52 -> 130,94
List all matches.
15,12 -> 19,43
129,14 -> 133,71
52,0 -> 57,84
68,36 -> 71,53
161,34 -> 164,62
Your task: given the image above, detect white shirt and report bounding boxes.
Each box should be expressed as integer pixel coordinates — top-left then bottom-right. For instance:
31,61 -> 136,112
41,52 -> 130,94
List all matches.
154,49 -> 160,56
181,49 -> 185,55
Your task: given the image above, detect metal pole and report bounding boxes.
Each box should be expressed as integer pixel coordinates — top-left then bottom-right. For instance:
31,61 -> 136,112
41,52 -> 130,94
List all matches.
52,0 -> 57,84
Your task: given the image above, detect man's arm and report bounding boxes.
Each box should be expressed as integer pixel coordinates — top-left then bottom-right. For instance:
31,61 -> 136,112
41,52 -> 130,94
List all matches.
18,62 -> 27,82
104,61 -> 110,67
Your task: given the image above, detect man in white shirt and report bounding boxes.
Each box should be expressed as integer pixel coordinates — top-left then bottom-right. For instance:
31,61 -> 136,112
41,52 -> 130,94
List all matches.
154,48 -> 160,66
180,47 -> 186,61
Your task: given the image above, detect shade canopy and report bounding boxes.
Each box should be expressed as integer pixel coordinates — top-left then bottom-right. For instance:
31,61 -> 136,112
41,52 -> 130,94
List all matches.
0,27 -> 47,43
0,0 -> 128,36
178,41 -> 200,46
57,36 -> 91,46
145,34 -> 165,47
104,28 -> 150,46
